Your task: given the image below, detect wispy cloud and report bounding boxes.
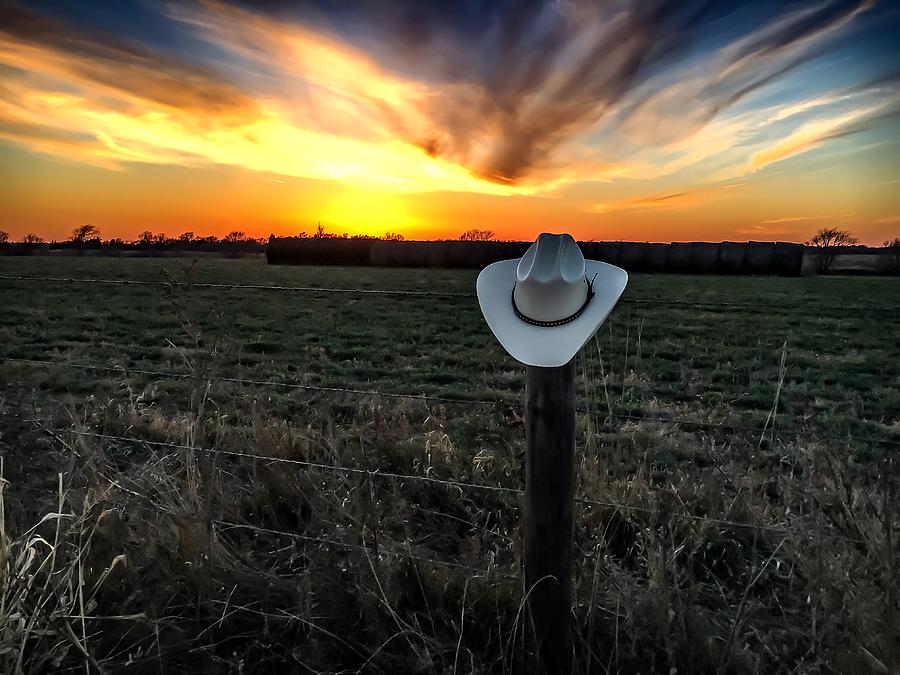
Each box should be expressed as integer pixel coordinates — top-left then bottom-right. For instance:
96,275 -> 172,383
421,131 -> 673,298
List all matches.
747,101 -> 899,171
0,3 -> 522,194
0,0 -> 891,196
734,224 -> 791,236
760,214 -> 851,224
589,182 -> 745,214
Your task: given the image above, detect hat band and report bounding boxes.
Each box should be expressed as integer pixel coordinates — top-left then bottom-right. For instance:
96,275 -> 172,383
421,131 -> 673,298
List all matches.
511,274 -> 597,327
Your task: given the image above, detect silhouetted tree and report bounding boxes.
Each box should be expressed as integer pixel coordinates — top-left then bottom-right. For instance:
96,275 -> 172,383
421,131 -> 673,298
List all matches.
312,223 -> 349,239
0,231 -> 8,244
178,232 -> 195,243
223,231 -> 246,243
459,229 -> 494,241
22,233 -> 44,244
883,237 -> 900,274
806,227 -> 858,273
71,224 -> 100,243
137,231 -> 155,245
383,232 -> 405,241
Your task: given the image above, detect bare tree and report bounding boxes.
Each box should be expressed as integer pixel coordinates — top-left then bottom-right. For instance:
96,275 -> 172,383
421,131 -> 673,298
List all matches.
806,227 -> 858,273
71,224 -> 100,244
22,233 -> 44,244
883,237 -> 900,274
137,230 -> 156,245
459,229 -> 494,241
0,231 -> 8,244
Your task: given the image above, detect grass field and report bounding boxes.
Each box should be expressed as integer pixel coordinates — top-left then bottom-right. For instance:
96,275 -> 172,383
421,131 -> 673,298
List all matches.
1,256 -> 898,673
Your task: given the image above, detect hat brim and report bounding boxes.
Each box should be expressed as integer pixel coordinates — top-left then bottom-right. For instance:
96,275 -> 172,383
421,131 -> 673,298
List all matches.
477,259 -> 628,367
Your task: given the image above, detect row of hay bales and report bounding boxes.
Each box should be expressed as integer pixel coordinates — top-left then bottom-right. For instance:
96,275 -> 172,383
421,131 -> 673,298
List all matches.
266,238 -> 806,275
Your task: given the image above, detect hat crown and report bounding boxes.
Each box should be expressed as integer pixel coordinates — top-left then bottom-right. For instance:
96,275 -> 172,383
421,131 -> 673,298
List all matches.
514,233 -> 587,322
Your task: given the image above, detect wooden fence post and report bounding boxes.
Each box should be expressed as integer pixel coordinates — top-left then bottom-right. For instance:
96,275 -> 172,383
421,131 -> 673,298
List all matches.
524,360 -> 576,674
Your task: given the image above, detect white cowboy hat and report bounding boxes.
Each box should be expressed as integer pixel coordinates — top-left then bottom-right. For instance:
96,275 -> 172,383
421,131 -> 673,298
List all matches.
476,232 -> 628,367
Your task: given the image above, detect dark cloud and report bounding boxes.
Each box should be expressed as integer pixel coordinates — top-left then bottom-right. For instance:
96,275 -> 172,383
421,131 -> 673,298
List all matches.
0,117 -> 98,147
0,3 -> 257,118
2,0 -> 888,186
235,0 -> 873,184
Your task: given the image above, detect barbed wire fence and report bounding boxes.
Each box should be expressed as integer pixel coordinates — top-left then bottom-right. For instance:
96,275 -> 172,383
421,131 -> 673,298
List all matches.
1,270 -> 896,669
3,356 -> 897,448
1,273 -> 898,315
1,278 -> 895,542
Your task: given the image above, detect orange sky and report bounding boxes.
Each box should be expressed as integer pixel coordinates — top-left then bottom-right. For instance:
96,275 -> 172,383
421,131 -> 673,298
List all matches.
1,1 -> 898,245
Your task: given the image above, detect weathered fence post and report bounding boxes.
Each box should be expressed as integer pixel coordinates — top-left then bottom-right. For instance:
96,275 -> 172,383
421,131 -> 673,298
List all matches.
476,232 -> 627,674
525,361 -> 576,675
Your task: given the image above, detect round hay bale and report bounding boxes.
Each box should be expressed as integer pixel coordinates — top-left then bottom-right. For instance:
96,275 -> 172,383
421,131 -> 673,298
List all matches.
618,242 -> 646,271
772,242 -> 804,276
667,242 -> 693,272
593,242 -> 621,265
745,241 -> 776,273
719,242 -> 746,274
691,242 -> 721,273
643,243 -> 668,272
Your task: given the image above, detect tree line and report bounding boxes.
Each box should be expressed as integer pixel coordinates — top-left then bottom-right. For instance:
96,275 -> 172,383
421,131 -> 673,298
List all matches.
1,225 -> 896,270
0,224 -> 497,248
283,223 -> 495,241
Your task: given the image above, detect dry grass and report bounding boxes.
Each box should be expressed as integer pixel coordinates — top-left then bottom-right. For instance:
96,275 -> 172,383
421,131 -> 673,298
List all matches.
0,258 -> 897,673
1,385 -> 896,673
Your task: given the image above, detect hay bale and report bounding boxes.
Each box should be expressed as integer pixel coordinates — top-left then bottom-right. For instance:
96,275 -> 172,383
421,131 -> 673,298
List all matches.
771,242 -> 804,276
745,241 -> 776,274
370,241 -> 428,267
691,242 -> 721,273
265,238 -> 370,266
593,242 -> 621,265
643,243 -> 668,272
578,242 -> 601,261
719,242 -> 746,274
443,242 -> 474,268
667,243 -> 693,272
618,242 -> 646,271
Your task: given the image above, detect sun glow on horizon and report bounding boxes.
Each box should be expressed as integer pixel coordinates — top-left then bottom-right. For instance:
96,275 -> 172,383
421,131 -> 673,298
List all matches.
0,1 -> 898,245
320,190 -> 422,237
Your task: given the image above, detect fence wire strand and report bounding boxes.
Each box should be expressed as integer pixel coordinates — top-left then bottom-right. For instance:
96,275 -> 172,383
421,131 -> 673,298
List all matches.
5,356 -> 897,447
1,273 -> 895,315
212,521 -> 510,577
53,426 -> 869,543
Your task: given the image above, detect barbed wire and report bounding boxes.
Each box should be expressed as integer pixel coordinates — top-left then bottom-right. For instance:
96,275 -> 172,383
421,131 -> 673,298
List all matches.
5,356 -> 897,446
1,274 -> 895,315
1,356 -> 501,406
36,425 -> 517,576
212,521 -> 513,577
62,428 -> 523,495
53,426 -> 869,542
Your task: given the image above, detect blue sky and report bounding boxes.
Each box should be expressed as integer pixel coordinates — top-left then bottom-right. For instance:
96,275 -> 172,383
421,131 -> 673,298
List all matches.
1,0 -> 898,243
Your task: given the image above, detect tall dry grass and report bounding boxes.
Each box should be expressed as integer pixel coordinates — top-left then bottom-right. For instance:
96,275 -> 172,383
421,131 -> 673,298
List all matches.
0,279 -> 896,673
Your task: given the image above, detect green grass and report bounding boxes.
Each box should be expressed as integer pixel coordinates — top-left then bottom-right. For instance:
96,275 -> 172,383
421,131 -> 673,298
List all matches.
0,256 -> 898,673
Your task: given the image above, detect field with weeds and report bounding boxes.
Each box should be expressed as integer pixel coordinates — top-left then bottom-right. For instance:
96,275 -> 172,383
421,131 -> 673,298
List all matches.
0,255 -> 898,673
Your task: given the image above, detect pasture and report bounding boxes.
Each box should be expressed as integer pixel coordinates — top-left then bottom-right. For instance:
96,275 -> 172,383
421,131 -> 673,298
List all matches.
1,256 -> 898,673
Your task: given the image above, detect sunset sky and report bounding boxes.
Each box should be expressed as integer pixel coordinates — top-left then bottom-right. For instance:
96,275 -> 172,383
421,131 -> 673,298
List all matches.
1,0 -> 898,244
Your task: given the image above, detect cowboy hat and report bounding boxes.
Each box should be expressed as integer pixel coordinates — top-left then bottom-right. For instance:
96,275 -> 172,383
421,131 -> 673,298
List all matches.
476,233 -> 628,367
